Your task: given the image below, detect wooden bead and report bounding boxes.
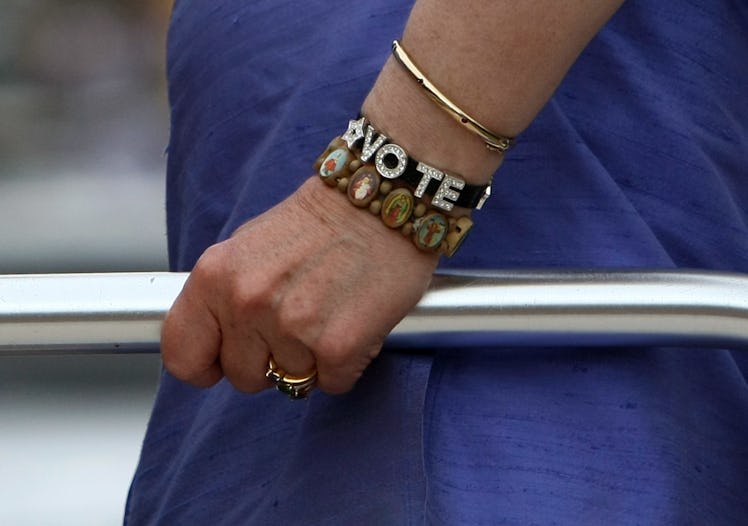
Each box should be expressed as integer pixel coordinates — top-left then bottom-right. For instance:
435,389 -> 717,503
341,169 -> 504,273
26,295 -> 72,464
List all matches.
319,142 -> 353,183
401,222 -> 413,236
414,203 -> 427,218
369,199 -> 382,215
444,216 -> 474,257
379,181 -> 393,195
337,177 -> 349,192
313,137 -> 345,172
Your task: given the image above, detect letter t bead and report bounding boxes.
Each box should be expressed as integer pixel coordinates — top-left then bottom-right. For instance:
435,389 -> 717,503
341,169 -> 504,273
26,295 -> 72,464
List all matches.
414,162 -> 444,198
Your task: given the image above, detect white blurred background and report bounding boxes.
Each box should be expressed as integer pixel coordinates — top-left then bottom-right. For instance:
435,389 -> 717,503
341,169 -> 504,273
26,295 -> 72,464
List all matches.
0,1 -> 172,524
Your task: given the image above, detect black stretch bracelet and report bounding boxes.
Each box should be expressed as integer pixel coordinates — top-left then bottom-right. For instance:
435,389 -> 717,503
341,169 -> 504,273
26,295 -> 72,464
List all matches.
349,115 -> 491,210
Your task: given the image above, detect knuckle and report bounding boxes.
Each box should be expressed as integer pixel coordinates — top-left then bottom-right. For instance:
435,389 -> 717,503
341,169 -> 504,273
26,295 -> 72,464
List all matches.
193,243 -> 229,280
228,274 -> 272,314
314,330 -> 357,369
276,295 -> 319,336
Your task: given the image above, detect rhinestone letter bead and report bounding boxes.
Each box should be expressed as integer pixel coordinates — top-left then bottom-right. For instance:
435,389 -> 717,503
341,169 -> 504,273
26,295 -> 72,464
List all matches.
375,143 -> 408,179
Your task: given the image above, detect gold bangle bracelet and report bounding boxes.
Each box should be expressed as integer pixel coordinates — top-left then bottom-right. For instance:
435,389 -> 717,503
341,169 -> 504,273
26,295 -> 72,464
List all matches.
391,40 -> 515,154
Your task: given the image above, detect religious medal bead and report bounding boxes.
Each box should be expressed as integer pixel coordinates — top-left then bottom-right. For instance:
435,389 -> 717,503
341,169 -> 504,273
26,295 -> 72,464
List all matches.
313,137 -> 341,171
347,166 -> 381,207
316,138 -> 355,186
381,188 -> 415,228
413,212 -> 449,251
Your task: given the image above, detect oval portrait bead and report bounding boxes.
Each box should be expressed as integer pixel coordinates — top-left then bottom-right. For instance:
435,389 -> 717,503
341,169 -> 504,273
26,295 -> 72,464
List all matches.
414,212 -> 449,251
347,166 -> 381,207
319,147 -> 352,182
381,188 -> 415,228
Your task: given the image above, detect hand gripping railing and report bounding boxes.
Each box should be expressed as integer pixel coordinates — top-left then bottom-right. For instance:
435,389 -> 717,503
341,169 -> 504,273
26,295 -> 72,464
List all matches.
1,270 -> 748,354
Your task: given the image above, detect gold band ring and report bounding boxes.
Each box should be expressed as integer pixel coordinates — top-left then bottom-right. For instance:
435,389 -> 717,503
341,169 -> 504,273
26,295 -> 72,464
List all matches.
265,356 -> 317,400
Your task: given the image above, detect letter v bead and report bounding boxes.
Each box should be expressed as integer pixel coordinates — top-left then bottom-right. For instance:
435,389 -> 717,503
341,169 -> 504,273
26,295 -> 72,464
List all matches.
360,125 -> 388,162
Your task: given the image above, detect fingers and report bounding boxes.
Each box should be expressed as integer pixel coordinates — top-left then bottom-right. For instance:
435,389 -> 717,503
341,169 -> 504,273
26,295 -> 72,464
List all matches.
293,319 -> 372,394
161,283 -> 223,388
218,312 -> 316,394
161,180 -> 435,398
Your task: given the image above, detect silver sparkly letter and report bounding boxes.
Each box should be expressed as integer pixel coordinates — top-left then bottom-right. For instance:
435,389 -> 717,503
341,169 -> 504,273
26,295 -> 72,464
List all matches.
414,162 -> 444,197
375,143 -> 408,179
360,125 -> 388,162
431,175 -> 465,212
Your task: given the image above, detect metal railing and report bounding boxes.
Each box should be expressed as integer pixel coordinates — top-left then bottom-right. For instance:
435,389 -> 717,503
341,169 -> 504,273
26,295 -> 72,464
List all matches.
2,270 -> 747,354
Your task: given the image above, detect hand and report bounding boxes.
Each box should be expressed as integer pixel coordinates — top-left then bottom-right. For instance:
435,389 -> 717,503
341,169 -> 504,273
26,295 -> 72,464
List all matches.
161,177 -> 439,395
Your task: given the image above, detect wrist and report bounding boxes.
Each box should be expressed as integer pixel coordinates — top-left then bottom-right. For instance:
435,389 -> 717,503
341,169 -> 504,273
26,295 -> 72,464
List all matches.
362,57 -> 503,187
295,176 -> 441,267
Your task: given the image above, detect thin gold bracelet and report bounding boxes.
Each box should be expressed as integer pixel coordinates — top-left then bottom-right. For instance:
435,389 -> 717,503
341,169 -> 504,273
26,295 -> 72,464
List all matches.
391,40 -> 515,154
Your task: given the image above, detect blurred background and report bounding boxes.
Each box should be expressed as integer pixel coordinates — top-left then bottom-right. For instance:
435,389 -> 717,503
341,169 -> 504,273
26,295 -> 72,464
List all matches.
1,1 -> 172,524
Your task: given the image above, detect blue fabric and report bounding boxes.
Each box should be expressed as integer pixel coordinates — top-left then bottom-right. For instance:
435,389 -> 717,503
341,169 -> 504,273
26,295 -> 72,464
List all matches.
126,1 -> 748,524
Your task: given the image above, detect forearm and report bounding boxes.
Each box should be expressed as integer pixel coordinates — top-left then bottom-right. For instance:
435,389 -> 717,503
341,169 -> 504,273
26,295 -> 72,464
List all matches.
363,0 -> 625,184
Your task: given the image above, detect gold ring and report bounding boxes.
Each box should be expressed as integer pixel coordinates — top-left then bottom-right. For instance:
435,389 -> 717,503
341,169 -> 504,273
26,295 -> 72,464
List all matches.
265,356 -> 317,400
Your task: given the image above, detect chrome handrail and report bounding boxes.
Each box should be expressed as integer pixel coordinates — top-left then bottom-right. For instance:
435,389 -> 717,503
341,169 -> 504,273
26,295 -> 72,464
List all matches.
1,270 -> 747,354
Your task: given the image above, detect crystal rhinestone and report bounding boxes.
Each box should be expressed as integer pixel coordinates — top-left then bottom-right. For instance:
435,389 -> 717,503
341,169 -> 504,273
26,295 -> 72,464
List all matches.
375,143 -> 408,179
341,117 -> 365,149
431,175 -> 466,212
360,125 -> 387,162
414,162 -> 444,197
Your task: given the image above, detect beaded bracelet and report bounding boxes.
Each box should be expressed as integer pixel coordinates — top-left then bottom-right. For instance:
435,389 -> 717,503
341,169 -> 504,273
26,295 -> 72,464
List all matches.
314,137 -> 473,257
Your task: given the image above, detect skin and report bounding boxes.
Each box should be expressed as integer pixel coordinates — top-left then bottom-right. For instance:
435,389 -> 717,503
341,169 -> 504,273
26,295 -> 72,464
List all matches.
161,0 -> 625,394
